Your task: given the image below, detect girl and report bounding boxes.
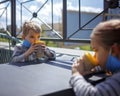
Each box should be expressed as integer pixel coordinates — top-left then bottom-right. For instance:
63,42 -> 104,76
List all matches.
70,19 -> 120,96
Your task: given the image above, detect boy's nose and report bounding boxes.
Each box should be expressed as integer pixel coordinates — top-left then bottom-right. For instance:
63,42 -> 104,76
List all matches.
34,39 -> 39,42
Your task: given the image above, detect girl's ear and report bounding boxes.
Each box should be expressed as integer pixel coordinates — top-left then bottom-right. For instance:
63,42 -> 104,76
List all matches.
112,43 -> 120,57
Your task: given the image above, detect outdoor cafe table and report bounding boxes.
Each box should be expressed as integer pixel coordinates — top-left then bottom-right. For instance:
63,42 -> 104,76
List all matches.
0,48 -> 105,96
0,48 -> 106,96
0,52 -> 76,96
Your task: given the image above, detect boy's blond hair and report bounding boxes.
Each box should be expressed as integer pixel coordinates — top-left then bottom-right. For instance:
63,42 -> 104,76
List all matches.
22,21 -> 42,37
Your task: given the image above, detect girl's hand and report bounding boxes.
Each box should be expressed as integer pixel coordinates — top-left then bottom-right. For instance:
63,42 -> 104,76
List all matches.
72,57 -> 93,76
72,58 -> 85,76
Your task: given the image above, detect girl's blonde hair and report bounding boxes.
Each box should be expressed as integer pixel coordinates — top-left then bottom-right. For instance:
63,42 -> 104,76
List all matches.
91,19 -> 120,49
22,21 -> 42,36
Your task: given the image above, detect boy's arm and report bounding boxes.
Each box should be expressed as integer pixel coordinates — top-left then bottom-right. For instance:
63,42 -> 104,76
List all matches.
44,48 -> 56,60
11,45 -> 26,63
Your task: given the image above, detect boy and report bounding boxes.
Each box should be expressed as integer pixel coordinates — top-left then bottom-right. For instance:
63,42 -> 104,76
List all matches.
11,21 -> 56,63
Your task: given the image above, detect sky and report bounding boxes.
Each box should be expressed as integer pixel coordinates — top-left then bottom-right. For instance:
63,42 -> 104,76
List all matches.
0,0 -> 104,28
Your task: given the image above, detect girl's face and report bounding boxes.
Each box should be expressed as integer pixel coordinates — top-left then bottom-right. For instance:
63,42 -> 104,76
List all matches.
24,30 -> 40,44
91,36 -> 109,69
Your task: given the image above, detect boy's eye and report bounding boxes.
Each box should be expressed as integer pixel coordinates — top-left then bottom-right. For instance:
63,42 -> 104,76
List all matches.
38,36 -> 40,39
30,36 -> 34,38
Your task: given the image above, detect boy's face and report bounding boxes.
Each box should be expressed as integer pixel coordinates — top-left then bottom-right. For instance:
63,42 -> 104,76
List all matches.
91,36 -> 109,69
24,30 -> 40,44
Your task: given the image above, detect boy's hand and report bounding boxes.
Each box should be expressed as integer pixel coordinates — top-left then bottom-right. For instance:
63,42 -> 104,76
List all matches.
35,43 -> 46,52
39,44 -> 46,52
24,44 -> 41,57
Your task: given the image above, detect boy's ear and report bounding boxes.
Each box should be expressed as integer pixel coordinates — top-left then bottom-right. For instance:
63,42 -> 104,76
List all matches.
112,43 -> 120,56
22,35 -> 25,40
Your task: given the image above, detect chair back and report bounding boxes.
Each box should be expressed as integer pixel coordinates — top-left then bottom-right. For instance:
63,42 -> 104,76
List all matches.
0,32 -> 21,64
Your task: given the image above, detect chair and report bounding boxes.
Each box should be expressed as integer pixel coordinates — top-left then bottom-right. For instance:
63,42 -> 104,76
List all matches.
0,32 -> 21,64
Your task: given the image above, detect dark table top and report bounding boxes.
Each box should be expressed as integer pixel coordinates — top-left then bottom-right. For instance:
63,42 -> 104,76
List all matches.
0,49 -> 107,96
0,54 -> 75,96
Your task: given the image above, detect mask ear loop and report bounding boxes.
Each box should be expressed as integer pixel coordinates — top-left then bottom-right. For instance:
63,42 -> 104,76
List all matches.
109,48 -> 112,55
112,43 -> 120,58
106,48 -> 113,75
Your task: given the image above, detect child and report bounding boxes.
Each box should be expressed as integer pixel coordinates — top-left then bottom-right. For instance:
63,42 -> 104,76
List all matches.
70,19 -> 120,96
11,21 -> 56,63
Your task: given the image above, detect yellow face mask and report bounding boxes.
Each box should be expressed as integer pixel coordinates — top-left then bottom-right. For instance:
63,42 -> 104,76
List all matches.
34,40 -> 45,45
84,52 -> 98,66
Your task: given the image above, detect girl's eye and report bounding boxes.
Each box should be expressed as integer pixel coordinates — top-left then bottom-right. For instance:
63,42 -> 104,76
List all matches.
93,49 -> 98,52
90,46 -> 98,52
91,47 -> 97,52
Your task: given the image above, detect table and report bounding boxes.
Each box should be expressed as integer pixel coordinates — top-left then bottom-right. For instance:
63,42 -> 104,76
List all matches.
0,53 -> 76,96
0,47 -> 107,96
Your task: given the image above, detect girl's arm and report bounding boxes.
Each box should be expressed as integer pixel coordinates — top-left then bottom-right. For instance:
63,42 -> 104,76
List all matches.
70,70 -> 120,96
